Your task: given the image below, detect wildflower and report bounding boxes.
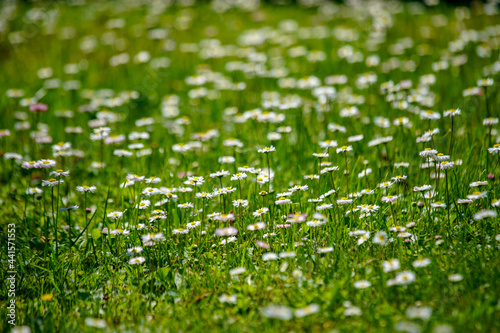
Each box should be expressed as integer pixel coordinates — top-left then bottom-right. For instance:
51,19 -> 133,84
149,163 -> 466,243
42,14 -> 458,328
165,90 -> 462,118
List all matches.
210,170 -> 230,178
262,252 -> 278,261
279,251 -> 296,258
357,232 -> 371,245
42,179 -> 63,187
419,148 -> 437,158
413,185 -> 432,192
306,219 -> 326,227
37,159 -> 56,168
443,108 -> 461,117
76,185 -> 97,193
316,203 -> 333,211
275,197 -> 292,205
129,257 -> 146,265
393,271 -> 416,285
295,304 -> 320,318
470,181 -> 488,187
382,195 -> 398,203
483,118 -> 498,126
107,211 -> 123,219
337,197 -> 353,205
127,247 -> 143,254
373,231 -> 389,245
431,202 -> 446,208
178,202 -> 194,209
215,227 -> 238,236
146,176 -> 161,184
137,200 -> 151,209
233,199 -> 248,207
247,222 -> 266,231
353,280 -> 371,289
186,221 -> 201,229
26,187 -> 43,195
378,181 -> 393,188
141,233 -> 166,242
253,207 -> 269,217
473,210 -> 497,220
420,110 -> 441,120
336,145 -> 353,153
49,169 -> 70,177
219,294 -> 237,304
317,246 -> 334,254
383,259 -> 400,272
448,274 -> 463,282
110,229 -> 130,236
390,226 -> 406,232
406,306 -> 432,321
319,140 -> 338,148
196,192 -> 212,199
172,228 -> 189,235
260,305 -> 293,320
229,267 -> 246,275
256,240 -> 271,249
391,175 -> 407,183
85,318 -> 107,328
231,173 -> 247,181
467,191 -> 487,200
344,306 -> 362,316
258,146 -> 276,153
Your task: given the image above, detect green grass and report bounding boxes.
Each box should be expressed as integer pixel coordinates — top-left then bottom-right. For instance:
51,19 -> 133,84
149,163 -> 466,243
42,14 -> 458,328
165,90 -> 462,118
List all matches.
1,0 -> 500,332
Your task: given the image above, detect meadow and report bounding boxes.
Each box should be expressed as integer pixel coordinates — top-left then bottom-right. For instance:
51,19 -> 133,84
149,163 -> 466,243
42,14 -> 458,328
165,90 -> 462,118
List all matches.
1,0 -> 500,332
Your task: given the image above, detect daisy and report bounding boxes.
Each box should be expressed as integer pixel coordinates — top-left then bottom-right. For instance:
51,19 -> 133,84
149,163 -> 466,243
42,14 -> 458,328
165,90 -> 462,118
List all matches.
319,140 -> 338,148
42,179 -> 63,187
37,159 -> 56,168
172,228 -> 189,235
215,227 -> 238,236
129,257 -> 146,265
393,271 -> 416,285
337,197 -> 353,205
317,247 -> 334,253
413,258 -> 431,268
316,203 -> 333,211
262,252 -> 278,261
275,197 -> 292,205
137,200 -> 151,209
353,280 -> 371,289
381,195 -> 398,203
233,199 -> 249,207
357,232 -> 371,245
127,246 -> 143,254
258,146 -> 276,153
219,294 -> 237,304
145,176 -> 161,184
229,267 -> 246,276
336,145 -> 353,153
383,259 -> 400,273
294,304 -> 320,318
178,202 -> 194,209
76,185 -> 97,193
231,173 -> 247,181
247,222 -> 266,231
26,187 -> 43,195
186,221 -> 201,229
431,202 -> 446,208
49,169 -> 70,177
107,211 -> 123,219
372,231 -> 389,245
85,318 -> 107,328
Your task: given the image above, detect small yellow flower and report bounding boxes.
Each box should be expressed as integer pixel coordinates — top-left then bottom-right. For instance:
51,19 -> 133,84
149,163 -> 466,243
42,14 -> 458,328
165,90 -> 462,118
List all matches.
41,293 -> 53,301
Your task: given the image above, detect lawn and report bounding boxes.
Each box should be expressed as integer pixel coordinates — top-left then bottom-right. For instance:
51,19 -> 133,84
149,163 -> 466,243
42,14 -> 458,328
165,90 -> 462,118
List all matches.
1,0 -> 500,332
